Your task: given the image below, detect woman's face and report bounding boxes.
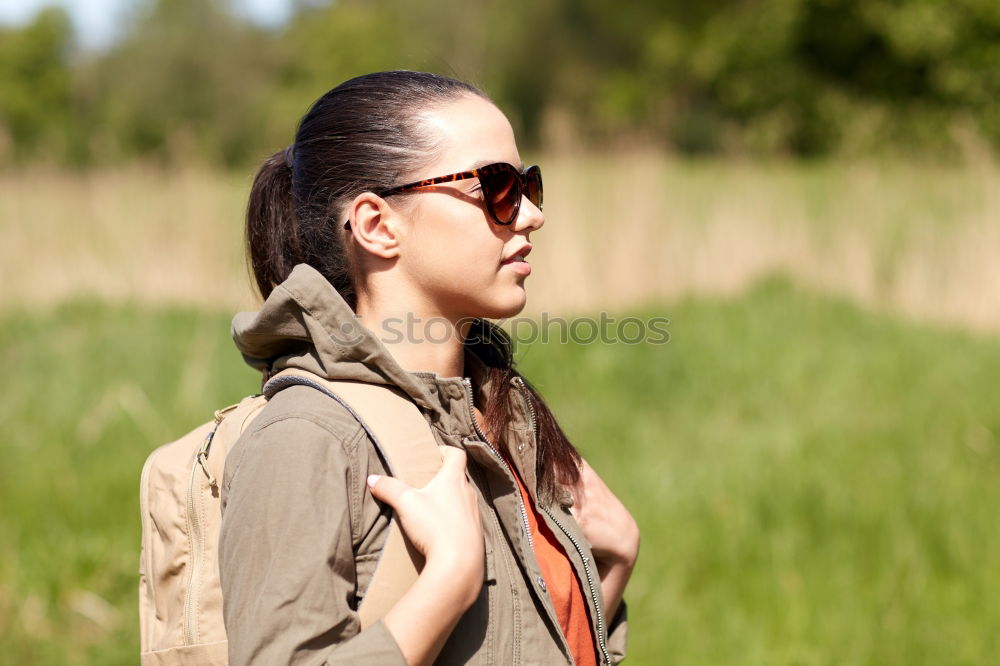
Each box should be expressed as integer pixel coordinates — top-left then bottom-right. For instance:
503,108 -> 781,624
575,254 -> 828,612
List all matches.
393,93 -> 544,323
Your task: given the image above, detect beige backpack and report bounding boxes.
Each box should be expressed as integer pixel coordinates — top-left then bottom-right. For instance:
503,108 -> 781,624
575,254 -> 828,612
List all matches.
138,369 -> 443,665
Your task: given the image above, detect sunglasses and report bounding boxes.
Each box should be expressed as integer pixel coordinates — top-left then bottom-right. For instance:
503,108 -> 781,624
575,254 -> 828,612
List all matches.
358,162 -> 543,228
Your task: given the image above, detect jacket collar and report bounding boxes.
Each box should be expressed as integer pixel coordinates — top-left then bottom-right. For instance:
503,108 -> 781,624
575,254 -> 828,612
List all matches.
232,263 -> 494,429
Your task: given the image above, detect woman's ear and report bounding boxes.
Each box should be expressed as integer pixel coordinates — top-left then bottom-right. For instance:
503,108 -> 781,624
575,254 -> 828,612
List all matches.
345,192 -> 404,260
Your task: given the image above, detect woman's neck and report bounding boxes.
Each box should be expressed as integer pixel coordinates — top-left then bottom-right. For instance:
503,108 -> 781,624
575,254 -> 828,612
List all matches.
355,292 -> 472,379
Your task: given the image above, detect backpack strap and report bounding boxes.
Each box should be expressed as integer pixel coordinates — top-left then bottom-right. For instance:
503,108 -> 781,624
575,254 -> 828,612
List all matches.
262,369 -> 443,629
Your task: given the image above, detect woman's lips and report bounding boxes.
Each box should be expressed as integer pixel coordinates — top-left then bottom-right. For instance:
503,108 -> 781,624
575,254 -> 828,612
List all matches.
500,254 -> 531,276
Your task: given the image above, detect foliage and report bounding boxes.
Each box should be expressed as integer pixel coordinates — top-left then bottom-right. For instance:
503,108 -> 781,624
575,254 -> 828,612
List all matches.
0,8 -> 74,162
0,0 -> 999,163
2,281 -> 999,663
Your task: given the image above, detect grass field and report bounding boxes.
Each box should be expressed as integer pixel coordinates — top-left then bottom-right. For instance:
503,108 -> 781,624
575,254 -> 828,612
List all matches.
2,277 -> 998,664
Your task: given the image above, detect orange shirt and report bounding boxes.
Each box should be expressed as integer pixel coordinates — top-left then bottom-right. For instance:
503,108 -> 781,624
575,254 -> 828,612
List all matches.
506,459 -> 598,666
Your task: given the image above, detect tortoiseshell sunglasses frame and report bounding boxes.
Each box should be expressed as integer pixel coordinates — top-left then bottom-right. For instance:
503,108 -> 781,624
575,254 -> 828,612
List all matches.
346,162 -> 542,229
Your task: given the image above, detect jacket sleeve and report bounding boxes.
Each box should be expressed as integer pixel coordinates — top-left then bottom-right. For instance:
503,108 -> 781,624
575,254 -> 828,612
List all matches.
606,598 -> 628,664
219,415 -> 407,666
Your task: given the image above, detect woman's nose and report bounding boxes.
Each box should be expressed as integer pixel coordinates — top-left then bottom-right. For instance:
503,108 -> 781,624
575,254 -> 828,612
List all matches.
515,195 -> 544,233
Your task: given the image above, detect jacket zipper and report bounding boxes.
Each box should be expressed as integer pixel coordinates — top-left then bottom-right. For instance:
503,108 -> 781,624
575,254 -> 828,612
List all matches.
513,376 -> 612,666
463,377 -> 533,550
543,508 -> 612,666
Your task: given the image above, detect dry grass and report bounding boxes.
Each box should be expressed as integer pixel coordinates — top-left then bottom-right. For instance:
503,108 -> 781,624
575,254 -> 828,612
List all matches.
2,154 -> 999,331
0,165 -> 258,311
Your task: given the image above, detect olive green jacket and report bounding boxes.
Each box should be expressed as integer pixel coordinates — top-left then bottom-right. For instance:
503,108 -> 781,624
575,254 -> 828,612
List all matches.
218,263 -> 628,665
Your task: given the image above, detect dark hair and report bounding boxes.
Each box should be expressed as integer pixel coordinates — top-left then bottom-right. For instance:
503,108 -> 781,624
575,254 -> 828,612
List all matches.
246,70 -> 580,500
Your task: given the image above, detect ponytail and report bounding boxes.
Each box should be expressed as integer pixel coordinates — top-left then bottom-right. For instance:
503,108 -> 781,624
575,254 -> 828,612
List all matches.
246,148 -> 300,300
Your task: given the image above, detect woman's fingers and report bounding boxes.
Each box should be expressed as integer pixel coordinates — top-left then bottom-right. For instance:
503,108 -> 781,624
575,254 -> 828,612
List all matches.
437,445 -> 468,479
367,474 -> 411,508
368,445 -> 467,507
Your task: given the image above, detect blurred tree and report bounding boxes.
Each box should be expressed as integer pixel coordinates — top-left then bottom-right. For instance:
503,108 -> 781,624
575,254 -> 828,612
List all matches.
89,0 -> 280,165
0,7 -> 74,163
2,0 -> 999,165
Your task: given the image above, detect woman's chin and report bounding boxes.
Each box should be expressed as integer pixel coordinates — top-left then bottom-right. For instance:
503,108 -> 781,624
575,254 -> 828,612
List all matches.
477,288 -> 528,320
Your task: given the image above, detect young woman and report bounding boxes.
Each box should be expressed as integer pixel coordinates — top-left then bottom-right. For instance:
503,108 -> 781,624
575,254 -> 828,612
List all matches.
218,71 -> 640,666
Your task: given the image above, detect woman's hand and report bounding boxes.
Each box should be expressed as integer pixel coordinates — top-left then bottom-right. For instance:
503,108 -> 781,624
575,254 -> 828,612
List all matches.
366,445 -> 484,665
368,445 -> 484,586
569,458 -> 640,619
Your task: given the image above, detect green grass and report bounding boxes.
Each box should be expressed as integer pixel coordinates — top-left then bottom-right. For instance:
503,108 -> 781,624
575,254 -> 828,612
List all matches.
2,279 -> 999,664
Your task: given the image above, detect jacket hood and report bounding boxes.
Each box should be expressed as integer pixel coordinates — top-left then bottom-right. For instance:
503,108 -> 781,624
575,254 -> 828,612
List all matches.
232,263 -> 493,426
